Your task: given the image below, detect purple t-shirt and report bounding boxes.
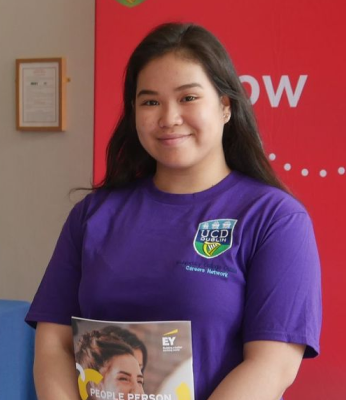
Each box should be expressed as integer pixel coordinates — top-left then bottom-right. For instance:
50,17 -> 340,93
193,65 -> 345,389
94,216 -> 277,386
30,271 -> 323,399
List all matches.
26,171 -> 321,400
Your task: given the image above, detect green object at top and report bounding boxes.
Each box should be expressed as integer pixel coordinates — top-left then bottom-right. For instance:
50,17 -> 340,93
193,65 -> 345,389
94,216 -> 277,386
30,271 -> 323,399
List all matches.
115,0 -> 147,8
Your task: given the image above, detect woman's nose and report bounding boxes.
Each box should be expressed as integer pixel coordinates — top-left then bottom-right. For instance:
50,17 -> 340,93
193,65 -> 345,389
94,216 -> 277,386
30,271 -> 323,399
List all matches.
129,383 -> 144,395
159,104 -> 183,128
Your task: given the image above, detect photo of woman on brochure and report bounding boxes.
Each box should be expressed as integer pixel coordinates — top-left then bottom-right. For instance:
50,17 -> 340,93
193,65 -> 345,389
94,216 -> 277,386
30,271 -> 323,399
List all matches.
73,319 -> 194,400
75,326 -> 145,400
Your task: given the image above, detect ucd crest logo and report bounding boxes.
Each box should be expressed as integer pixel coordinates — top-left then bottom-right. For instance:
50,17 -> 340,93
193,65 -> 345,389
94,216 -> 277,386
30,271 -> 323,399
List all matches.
194,219 -> 237,259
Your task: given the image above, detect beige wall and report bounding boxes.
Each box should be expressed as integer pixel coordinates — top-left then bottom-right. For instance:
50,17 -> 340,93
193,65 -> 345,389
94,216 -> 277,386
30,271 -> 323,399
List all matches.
0,0 -> 95,301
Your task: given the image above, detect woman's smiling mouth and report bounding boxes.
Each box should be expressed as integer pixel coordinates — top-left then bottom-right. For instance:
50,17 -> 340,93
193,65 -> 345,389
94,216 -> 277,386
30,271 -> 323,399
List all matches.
158,134 -> 192,146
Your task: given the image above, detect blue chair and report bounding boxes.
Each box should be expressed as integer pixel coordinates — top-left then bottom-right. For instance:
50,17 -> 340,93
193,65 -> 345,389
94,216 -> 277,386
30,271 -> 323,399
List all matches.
0,300 -> 37,400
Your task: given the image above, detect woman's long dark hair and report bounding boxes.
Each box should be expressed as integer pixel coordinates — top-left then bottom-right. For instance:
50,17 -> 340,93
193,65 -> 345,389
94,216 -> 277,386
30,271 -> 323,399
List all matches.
96,22 -> 287,192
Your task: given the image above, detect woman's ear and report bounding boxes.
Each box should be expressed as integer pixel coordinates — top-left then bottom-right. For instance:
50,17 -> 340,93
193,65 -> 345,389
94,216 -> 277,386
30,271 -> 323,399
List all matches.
221,95 -> 231,123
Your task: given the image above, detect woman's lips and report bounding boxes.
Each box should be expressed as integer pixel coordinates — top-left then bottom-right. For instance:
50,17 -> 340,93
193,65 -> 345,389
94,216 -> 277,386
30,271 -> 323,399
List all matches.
158,134 -> 192,146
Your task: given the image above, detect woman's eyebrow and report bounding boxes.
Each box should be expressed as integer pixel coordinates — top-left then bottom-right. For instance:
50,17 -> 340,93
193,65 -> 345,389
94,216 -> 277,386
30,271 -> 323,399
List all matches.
137,83 -> 203,98
174,83 -> 203,91
137,89 -> 158,98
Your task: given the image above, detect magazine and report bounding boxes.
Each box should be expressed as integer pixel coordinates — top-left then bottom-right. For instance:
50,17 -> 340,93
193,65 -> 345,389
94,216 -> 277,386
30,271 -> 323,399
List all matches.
72,317 -> 194,400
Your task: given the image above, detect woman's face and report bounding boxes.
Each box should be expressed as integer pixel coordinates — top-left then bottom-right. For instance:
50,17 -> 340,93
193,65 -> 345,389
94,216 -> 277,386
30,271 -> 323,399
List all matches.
135,52 -> 230,177
99,354 -> 144,398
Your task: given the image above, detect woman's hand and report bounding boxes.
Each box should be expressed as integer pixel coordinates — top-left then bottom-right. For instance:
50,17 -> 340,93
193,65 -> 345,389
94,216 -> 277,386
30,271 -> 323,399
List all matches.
208,340 -> 305,400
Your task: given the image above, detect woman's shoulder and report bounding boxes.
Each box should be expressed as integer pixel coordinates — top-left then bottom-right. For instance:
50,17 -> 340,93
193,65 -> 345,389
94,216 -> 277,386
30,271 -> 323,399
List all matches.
70,179 -> 148,222
233,171 -> 308,219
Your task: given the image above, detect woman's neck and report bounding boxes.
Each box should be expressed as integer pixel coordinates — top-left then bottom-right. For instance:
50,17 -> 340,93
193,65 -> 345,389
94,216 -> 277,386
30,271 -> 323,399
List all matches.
153,164 -> 231,194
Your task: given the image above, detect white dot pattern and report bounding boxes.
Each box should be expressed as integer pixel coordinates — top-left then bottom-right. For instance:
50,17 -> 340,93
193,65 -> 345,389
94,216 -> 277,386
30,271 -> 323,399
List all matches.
267,154 -> 345,178
319,170 -> 327,178
269,153 -> 276,161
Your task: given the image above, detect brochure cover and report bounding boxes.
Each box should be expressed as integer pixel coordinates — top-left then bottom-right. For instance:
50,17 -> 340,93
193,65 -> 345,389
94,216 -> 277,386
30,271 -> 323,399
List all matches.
72,317 -> 194,400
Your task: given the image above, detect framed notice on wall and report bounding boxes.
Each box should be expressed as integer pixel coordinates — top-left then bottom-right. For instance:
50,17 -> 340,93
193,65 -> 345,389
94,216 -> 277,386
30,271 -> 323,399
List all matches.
16,58 -> 66,131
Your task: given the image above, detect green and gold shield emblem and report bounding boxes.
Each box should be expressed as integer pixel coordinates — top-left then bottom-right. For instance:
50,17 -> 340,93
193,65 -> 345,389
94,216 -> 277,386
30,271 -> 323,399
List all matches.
193,219 -> 237,259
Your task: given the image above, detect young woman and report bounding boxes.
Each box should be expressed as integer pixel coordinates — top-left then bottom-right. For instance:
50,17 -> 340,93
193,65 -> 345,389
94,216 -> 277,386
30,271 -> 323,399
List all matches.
75,328 -> 144,399
26,22 -> 322,400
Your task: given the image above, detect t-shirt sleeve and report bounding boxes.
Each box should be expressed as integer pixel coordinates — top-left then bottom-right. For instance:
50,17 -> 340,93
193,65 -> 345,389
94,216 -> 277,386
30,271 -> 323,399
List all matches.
242,211 -> 322,358
25,198 -> 88,328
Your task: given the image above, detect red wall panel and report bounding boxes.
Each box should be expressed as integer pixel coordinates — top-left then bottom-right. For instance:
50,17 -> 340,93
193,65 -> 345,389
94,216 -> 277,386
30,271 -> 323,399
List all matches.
94,1 -> 346,398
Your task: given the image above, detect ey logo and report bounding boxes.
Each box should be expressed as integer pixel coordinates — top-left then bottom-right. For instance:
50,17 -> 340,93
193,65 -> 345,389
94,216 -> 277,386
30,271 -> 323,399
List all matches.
115,0 -> 147,7
162,329 -> 178,346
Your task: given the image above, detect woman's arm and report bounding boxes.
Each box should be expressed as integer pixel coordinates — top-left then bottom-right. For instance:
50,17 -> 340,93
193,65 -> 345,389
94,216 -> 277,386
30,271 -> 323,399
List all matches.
34,322 -> 80,400
208,340 -> 305,400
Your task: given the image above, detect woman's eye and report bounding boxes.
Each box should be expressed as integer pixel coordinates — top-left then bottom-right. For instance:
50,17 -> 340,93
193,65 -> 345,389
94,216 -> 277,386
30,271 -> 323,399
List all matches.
142,100 -> 159,106
182,95 -> 197,102
138,379 -> 144,386
118,376 -> 130,382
